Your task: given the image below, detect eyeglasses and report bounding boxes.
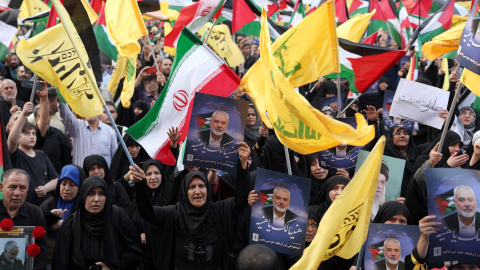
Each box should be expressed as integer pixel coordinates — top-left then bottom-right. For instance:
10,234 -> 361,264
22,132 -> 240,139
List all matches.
146,80 -> 158,85
307,223 -> 318,229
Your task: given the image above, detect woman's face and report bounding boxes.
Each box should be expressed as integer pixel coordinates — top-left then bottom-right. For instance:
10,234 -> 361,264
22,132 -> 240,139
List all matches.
384,214 -> 407,225
60,178 -> 79,202
310,158 -> 328,180
392,129 -> 410,148
448,142 -> 461,156
133,107 -> 143,116
247,107 -> 257,126
128,145 -> 141,159
379,81 -> 388,91
146,164 -> 162,189
88,164 -> 105,179
187,177 -> 207,208
85,186 -> 106,214
329,184 -> 346,202
305,218 -> 318,243
460,109 -> 475,126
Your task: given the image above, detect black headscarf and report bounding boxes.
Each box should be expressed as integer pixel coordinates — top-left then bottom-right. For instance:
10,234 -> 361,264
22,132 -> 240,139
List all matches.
414,130 -> 463,172
131,100 -> 149,124
244,104 -> 261,148
372,201 -> 413,225
305,153 -> 331,204
142,159 -> 167,206
262,134 -> 302,176
312,176 -> 349,221
176,171 -> 218,246
83,155 -> 113,187
310,80 -> 337,108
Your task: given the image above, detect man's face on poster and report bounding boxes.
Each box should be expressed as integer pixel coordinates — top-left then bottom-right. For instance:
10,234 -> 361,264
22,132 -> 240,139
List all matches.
384,240 -> 401,266
211,112 -> 229,137
5,246 -> 18,262
376,173 -> 387,197
454,187 -> 477,219
273,188 -> 290,214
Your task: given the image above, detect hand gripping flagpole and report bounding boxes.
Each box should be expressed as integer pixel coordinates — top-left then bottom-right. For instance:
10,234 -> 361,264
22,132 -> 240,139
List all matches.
146,37 -> 164,87
340,93 -> 362,115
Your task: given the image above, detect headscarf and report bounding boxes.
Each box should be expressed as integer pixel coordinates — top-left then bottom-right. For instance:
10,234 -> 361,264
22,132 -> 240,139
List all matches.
142,159 -> 167,205
372,201 -> 413,225
83,155 -> 113,186
244,104 -> 260,148
459,107 -> 477,146
55,165 -> 86,220
110,134 -> 150,183
305,153 -> 331,204
131,100 -> 149,124
414,131 -> 463,172
312,176 -> 349,222
176,171 -> 217,246
310,80 -> 337,108
76,176 -> 111,236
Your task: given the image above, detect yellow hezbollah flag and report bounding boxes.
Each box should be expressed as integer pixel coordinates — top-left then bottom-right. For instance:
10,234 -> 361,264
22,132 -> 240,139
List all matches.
105,0 -> 148,58
441,57 -> 450,90
461,68 -> 480,98
107,56 -> 129,97
19,0 -> 49,19
337,9 -> 375,43
254,9 -> 374,154
16,0 -> 103,117
240,0 -> 339,91
291,136 -> 386,269
422,22 -> 465,61
198,23 -> 244,68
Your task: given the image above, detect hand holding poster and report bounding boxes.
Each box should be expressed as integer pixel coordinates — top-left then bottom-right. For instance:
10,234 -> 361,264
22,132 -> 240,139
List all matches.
249,168 -> 311,256
389,79 -> 449,129
426,168 -> 480,263
183,93 -> 248,173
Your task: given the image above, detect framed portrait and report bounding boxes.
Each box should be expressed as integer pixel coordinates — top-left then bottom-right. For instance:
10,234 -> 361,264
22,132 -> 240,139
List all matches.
249,168 -> 311,256
426,168 -> 480,263
363,224 -> 421,270
0,226 -> 35,270
183,93 -> 249,173
318,117 -> 364,176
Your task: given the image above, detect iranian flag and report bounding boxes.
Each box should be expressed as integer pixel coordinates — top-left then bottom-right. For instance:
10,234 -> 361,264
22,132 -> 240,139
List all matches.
164,0 -> 225,48
94,5 -> 118,61
126,28 -> 240,165
326,38 -> 406,93
349,0 -> 368,17
0,7 -> 19,61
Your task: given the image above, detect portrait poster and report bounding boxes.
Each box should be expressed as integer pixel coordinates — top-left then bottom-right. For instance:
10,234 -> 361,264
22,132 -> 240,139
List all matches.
183,93 -> 248,173
313,96 -> 344,113
363,224 -> 421,270
382,90 -> 414,135
318,117 -> 364,176
0,227 -> 35,270
249,168 -> 311,256
426,168 -> 480,263
456,0 -> 480,74
355,150 -> 405,201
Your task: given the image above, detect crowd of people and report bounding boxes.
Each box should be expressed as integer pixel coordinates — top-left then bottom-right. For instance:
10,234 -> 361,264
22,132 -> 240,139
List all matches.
0,20 -> 479,270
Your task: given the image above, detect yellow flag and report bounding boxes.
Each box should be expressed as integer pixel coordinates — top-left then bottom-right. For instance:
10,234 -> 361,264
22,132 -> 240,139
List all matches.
164,22 -> 176,56
19,0 -> 49,19
253,8 -> 374,154
105,0 -> 148,58
16,0 -> 103,117
120,56 -> 138,108
240,0 -> 339,91
337,9 -> 375,43
422,22 -> 465,61
441,58 -> 450,90
461,68 -> 480,98
107,56 -> 129,96
291,137 -> 386,269
198,23 -> 245,67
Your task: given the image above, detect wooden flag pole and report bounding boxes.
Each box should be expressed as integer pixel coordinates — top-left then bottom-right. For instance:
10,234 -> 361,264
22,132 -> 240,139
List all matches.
437,76 -> 463,153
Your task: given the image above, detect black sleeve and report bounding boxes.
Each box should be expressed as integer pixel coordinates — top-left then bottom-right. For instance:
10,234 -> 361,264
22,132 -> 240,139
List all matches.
232,164 -> 250,217
32,205 -> 48,270
134,180 -> 167,226
404,247 -> 427,270
60,134 -> 72,168
114,182 -> 132,212
116,208 -> 143,270
39,198 -> 61,227
52,216 -> 74,270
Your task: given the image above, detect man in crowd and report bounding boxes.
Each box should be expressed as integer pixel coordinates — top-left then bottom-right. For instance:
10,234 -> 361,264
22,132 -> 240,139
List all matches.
134,67 -> 166,107
28,88 -> 65,134
0,79 -> 25,126
0,169 -> 47,269
161,57 -> 173,81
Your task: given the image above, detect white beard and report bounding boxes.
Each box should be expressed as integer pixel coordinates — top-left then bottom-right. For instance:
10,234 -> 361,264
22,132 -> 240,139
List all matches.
212,129 -> 224,136
370,195 -> 386,221
386,257 -> 400,266
274,204 -> 287,213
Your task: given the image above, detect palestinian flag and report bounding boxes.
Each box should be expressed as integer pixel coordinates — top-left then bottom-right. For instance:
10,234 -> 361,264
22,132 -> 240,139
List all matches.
410,0 -> 454,52
361,31 -> 378,44
288,0 -> 305,28
126,28 -> 240,165
366,0 -> 389,37
335,0 -> 349,23
137,0 -> 161,12
369,241 -> 385,261
349,0 -> 368,17
196,112 -> 213,130
259,188 -> 275,205
379,0 -> 401,47
0,7 -> 18,61
435,188 -> 456,217
398,0 -> 412,49
224,6 -> 287,39
89,0 -> 103,13
18,9 -> 49,37
94,5 -> 118,61
407,0 -> 433,28
326,38 -> 406,93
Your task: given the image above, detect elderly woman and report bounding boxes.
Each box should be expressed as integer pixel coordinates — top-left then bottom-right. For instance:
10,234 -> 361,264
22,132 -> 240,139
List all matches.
40,165 -> 86,232
129,142 -> 251,269
52,176 -> 143,270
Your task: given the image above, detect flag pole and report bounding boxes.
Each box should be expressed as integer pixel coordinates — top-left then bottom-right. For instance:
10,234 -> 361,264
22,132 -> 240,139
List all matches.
340,93 -> 362,115
437,71 -> 462,153
308,77 -> 323,94
355,243 -> 365,268
204,18 -> 218,42
29,74 -> 39,103
336,73 -> 342,117
146,37 -> 164,87
284,145 -> 292,175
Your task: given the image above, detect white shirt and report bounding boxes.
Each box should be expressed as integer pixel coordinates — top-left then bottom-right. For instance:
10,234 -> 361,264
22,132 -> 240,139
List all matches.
208,133 -> 222,150
458,215 -> 476,238
385,261 -> 399,270
336,147 -> 347,158
272,208 -> 286,229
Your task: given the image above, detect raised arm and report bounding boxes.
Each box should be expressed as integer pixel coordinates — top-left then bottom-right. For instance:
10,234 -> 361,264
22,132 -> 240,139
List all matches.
232,142 -> 251,216
37,82 -> 50,137
7,102 -> 33,154
58,102 -> 79,137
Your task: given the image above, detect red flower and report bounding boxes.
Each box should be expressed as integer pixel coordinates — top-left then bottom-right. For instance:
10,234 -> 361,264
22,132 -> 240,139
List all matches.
0,218 -> 14,231
32,226 -> 46,239
27,244 -> 40,257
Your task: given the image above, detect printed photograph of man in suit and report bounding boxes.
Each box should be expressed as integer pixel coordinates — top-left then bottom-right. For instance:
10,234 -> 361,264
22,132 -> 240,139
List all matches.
197,110 -> 234,152
375,238 -> 405,270
261,187 -> 298,230
444,185 -> 480,238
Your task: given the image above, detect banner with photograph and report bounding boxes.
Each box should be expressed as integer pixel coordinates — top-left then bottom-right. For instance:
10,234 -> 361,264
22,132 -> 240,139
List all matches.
183,93 -> 249,173
426,168 -> 480,262
250,168 -> 311,256
313,96 -> 344,114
